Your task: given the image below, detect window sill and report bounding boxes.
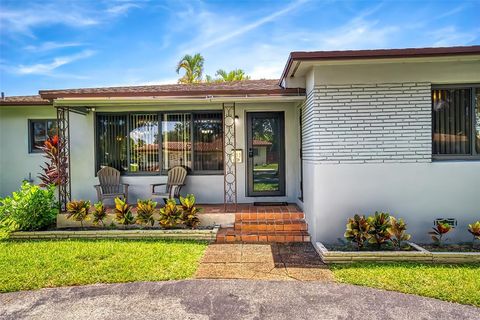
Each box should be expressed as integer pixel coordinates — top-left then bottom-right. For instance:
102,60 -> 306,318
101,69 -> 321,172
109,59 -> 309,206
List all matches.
432,156 -> 480,162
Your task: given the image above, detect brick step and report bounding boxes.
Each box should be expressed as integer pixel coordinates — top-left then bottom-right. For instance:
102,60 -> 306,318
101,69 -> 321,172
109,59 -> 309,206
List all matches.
216,227 -> 310,243
235,212 -> 304,221
234,219 -> 308,232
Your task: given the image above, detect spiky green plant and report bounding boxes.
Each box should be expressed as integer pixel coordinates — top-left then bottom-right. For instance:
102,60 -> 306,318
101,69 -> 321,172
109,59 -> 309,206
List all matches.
66,200 -> 90,228
92,202 -> 107,227
367,212 -> 392,248
158,199 -> 182,229
467,220 -> 480,247
389,216 -> 411,249
180,194 -> 201,229
114,197 -> 135,227
136,199 -> 157,227
344,214 -> 371,250
429,220 -> 452,246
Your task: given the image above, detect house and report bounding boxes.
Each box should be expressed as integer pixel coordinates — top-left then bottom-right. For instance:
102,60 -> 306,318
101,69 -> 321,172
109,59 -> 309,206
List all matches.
1,45 -> 479,243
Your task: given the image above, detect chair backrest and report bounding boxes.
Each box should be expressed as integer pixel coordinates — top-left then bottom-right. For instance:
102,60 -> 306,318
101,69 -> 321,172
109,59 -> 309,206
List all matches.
167,166 -> 188,186
97,166 -> 121,194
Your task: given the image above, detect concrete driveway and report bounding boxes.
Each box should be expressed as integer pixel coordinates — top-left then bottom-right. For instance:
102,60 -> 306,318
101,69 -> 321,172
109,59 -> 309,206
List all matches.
1,280 -> 478,320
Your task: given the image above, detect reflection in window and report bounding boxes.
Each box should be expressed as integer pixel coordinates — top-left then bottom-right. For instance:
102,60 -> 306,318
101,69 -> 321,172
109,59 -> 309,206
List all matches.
193,113 -> 223,171
476,91 -> 480,154
29,119 -> 57,153
96,114 -> 128,172
432,88 -> 471,155
129,114 -> 159,172
162,113 -> 192,171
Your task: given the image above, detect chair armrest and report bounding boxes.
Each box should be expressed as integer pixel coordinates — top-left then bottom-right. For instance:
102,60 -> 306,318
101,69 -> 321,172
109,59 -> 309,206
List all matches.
151,183 -> 167,193
151,183 -> 167,187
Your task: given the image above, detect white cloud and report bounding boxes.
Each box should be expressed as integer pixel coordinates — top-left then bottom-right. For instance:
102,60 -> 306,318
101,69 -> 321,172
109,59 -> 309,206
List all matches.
11,50 -> 96,75
430,26 -> 479,47
174,0 -> 309,54
0,4 -> 98,37
106,3 -> 141,16
24,41 -> 84,52
195,0 -> 309,51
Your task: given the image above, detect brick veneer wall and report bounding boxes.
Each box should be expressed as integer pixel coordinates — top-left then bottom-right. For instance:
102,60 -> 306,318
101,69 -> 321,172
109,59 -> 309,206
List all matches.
302,82 -> 432,164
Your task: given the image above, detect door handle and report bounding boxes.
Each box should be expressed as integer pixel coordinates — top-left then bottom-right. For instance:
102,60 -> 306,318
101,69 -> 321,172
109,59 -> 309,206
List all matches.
248,148 -> 254,158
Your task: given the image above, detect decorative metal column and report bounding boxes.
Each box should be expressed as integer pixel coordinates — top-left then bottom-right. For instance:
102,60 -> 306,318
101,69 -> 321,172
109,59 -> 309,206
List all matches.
56,107 -> 71,211
223,103 -> 237,212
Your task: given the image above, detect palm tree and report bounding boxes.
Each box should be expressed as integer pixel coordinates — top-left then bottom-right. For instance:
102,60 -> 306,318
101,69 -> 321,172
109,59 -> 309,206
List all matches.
176,53 -> 204,84
215,69 -> 250,82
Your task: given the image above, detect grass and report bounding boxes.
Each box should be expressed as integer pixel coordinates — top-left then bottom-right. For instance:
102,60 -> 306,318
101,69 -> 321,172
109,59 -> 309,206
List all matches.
331,262 -> 480,307
0,239 -> 207,293
254,163 -> 278,170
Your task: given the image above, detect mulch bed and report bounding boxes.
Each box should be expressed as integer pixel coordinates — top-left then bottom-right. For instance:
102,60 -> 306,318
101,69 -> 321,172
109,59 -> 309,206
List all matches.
419,243 -> 480,252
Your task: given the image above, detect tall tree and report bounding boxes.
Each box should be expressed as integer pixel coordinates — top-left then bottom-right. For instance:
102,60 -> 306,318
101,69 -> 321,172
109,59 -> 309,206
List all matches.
215,69 -> 250,82
176,53 -> 204,84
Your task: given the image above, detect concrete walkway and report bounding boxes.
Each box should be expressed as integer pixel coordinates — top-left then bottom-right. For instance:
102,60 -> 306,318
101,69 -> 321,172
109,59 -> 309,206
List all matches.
196,243 -> 334,281
1,280 -> 478,320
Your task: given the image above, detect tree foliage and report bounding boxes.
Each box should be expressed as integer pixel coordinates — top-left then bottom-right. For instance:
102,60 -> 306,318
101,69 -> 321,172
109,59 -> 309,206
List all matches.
176,53 -> 204,84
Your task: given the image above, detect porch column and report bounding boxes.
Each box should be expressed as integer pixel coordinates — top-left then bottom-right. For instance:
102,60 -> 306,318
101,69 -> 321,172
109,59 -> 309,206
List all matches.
56,106 -> 71,211
223,103 -> 237,212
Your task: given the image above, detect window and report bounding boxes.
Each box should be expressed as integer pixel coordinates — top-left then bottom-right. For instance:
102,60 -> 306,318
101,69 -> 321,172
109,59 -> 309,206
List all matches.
29,119 -> 57,153
432,85 -> 480,159
95,111 -> 223,175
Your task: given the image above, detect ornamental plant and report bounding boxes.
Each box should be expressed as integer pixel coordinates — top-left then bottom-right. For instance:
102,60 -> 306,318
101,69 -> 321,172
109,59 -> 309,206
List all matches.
114,197 -> 135,227
367,212 -> 392,248
180,194 -> 201,229
344,214 -> 371,250
66,200 -> 91,228
136,199 -> 157,227
158,199 -> 182,229
92,202 -> 107,227
0,182 -> 58,232
467,221 -> 480,247
429,220 -> 452,246
37,135 -> 68,187
389,217 -> 411,249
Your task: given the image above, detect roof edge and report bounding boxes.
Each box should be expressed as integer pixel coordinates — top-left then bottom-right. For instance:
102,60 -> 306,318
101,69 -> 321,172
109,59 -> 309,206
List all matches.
279,45 -> 480,85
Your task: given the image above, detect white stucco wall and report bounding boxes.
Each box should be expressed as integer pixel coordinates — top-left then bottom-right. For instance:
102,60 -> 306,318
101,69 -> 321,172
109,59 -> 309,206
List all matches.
0,101 -> 301,205
0,106 -> 56,196
301,59 -> 480,244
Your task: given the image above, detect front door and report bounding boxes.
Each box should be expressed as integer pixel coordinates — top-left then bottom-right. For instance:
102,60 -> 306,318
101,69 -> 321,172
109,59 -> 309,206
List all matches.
246,112 -> 285,197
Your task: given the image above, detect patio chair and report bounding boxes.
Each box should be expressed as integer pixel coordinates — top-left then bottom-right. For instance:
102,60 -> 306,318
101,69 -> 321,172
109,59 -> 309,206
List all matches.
95,166 -> 129,203
151,166 -> 188,203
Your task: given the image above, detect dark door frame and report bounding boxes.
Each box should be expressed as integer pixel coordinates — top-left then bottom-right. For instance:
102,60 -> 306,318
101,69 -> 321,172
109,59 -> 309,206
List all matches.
246,111 -> 286,197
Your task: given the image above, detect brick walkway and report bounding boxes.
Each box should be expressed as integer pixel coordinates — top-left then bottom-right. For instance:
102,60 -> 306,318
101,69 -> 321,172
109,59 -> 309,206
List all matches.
195,243 -> 333,281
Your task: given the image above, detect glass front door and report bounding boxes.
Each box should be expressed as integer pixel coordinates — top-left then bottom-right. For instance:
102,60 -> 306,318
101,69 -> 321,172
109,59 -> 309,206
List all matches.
246,112 -> 285,196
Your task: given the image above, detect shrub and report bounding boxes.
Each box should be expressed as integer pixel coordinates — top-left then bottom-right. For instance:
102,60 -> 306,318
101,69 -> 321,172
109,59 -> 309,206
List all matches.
66,200 -> 91,228
468,221 -> 480,246
37,135 -> 68,187
114,197 -> 135,226
344,214 -> 371,250
180,194 -> 201,229
367,212 -> 392,248
136,199 -> 157,226
158,199 -> 182,229
389,217 -> 411,249
92,202 -> 107,226
0,182 -> 57,232
429,220 -> 452,246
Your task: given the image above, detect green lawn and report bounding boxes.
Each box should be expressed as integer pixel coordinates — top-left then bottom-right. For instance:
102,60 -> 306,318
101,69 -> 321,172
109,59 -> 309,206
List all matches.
254,163 -> 278,170
0,239 -> 207,292
332,263 -> 480,307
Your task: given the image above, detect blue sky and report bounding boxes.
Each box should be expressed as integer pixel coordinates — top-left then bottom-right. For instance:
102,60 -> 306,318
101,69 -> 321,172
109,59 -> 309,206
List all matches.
0,0 -> 479,96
